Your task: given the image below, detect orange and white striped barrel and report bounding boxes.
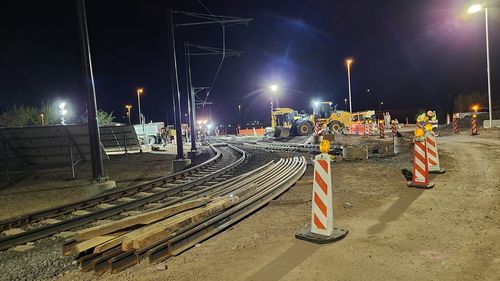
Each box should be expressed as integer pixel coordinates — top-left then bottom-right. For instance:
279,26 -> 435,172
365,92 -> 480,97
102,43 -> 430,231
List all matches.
453,118 -> 459,134
347,123 -> 355,135
364,122 -> 371,135
391,123 -> 397,138
379,121 -> 385,139
425,131 -> 445,174
311,154 -> 334,236
446,114 -> 451,125
408,138 -> 434,188
471,115 -> 478,135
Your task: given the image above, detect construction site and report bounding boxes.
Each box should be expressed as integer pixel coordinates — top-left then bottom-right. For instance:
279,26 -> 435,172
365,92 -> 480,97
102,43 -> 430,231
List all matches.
0,1 -> 499,281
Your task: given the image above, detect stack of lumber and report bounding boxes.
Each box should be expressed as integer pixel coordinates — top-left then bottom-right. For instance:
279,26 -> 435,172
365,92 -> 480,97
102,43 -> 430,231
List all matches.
62,196 -> 238,256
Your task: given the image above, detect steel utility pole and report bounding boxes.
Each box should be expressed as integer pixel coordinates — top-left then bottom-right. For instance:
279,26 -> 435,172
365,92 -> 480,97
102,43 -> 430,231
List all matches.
76,0 -> 104,181
167,5 -> 184,159
185,43 -> 197,151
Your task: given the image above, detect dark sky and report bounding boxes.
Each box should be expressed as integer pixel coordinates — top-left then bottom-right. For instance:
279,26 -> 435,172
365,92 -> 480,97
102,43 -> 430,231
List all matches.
1,0 -> 499,125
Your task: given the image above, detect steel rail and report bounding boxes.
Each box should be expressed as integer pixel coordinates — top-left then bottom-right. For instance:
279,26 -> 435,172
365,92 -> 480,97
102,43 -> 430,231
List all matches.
74,157 -> 305,274
91,157 -> 306,272
0,144 -> 246,251
147,156 -> 306,263
0,144 -> 222,231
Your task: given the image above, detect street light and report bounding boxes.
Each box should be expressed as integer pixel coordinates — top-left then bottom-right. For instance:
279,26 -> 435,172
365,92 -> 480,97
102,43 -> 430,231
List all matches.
366,89 -> 371,110
125,105 -> 132,125
344,98 -> 348,111
379,101 -> 384,112
346,58 -> 353,113
40,113 -> 45,126
136,88 -> 144,125
269,84 -> 279,124
59,102 -> 68,125
468,4 -> 493,128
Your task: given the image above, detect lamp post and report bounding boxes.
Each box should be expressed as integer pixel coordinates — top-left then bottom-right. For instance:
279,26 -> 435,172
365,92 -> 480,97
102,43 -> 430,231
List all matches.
40,113 -> 45,126
238,104 -> 241,127
136,88 -> 143,125
59,102 -> 68,125
379,101 -> 384,112
125,105 -> 132,125
366,89 -> 371,110
346,58 -> 353,113
269,84 -> 278,124
468,4 -> 493,128
344,98 -> 347,111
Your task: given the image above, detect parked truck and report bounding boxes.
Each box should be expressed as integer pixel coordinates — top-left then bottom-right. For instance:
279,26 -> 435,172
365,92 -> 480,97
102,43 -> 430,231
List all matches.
133,122 -> 164,145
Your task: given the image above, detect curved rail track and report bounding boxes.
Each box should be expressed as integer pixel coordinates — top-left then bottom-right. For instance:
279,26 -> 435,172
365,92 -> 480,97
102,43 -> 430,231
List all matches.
0,143 -> 246,251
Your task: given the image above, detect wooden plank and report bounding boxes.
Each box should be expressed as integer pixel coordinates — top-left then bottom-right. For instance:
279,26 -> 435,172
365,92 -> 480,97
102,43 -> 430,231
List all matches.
74,197 -> 210,241
93,235 -> 126,253
124,197 -> 238,251
62,231 -> 127,256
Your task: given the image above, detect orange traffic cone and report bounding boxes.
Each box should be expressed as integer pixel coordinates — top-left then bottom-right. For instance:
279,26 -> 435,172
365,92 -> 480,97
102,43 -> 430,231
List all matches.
296,141 -> 348,243
425,131 -> 445,174
407,135 -> 434,189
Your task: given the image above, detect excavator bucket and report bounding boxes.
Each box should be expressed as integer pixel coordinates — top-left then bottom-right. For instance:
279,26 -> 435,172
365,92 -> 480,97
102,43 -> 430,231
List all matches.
274,126 -> 290,138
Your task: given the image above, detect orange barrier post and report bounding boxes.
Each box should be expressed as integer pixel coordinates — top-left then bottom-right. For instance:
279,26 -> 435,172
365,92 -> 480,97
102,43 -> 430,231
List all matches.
296,140 -> 348,244
391,122 -> 397,139
408,129 -> 434,189
471,114 -> 478,136
453,117 -> 459,134
425,131 -> 445,174
379,120 -> 385,139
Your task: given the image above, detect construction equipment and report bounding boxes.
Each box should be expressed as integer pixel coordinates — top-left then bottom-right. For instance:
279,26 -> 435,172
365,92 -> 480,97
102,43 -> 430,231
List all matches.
271,108 -> 314,138
313,102 -> 375,133
133,122 -> 165,145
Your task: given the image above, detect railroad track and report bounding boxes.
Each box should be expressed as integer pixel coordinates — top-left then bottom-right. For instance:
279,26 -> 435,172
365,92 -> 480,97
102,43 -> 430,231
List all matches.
0,142 -> 246,251
74,156 -> 307,274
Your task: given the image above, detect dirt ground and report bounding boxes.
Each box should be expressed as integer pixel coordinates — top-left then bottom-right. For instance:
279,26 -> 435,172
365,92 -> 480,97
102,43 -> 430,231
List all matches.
49,128 -> 499,281
0,152 -> 176,220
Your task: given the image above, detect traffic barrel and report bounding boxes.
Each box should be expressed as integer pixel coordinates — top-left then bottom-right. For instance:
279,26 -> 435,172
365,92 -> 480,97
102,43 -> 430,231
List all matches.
407,129 -> 434,188
471,115 -> 478,136
379,121 -> 385,139
425,131 -> 445,174
364,122 -> 371,135
296,140 -> 348,244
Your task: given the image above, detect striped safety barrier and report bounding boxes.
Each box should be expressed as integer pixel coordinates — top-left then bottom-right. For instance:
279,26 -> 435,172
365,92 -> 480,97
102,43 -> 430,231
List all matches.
453,118 -> 459,134
296,143 -> 348,243
379,121 -> 385,139
408,138 -> 434,188
425,131 -> 445,174
364,122 -> 372,136
471,115 -> 478,136
391,123 -> 397,138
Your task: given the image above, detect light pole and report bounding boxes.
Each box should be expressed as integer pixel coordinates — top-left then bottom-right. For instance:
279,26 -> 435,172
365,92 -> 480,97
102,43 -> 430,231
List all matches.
366,89 -> 371,110
346,58 -> 353,113
269,84 -> 278,124
40,113 -> 45,126
344,98 -> 347,111
59,102 -> 68,125
136,88 -> 143,125
379,101 -> 384,112
136,87 -> 145,137
238,104 -> 241,127
125,105 -> 132,125
468,4 -> 493,128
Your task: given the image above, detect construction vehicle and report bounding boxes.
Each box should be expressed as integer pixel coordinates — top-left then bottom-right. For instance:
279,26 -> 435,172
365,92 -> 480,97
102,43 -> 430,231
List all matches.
271,108 -> 314,137
133,122 -> 165,145
313,101 -> 376,132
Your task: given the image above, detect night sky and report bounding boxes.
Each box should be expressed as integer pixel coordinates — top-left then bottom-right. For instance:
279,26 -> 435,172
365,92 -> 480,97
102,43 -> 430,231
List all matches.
1,0 -> 499,125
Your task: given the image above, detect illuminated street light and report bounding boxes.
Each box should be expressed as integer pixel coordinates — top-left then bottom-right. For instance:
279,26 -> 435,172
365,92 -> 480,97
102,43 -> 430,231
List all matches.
59,102 -> 68,125
346,58 -> 353,113
40,113 -> 45,126
125,105 -> 132,125
467,4 -> 493,128
269,84 -> 278,92
467,4 -> 481,14
344,98 -> 348,111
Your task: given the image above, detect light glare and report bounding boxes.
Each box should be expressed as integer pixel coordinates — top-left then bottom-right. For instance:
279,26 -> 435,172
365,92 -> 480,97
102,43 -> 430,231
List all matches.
468,4 -> 482,13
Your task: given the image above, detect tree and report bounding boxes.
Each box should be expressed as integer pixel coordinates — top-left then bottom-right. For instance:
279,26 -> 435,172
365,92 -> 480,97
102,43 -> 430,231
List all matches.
39,102 -> 60,126
80,110 -> 115,126
0,104 -> 39,127
453,92 -> 487,112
